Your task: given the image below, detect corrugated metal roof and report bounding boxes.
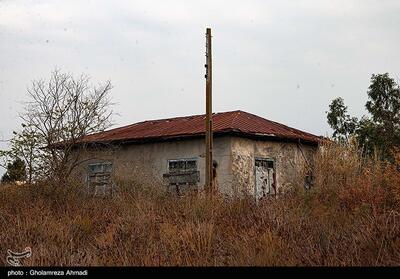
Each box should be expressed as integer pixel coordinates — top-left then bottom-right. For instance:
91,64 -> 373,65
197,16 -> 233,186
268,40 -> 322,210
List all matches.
80,110 -> 321,145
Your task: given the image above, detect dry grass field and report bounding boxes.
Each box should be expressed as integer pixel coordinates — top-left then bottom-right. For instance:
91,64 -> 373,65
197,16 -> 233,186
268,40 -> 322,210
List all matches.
1,144 -> 399,266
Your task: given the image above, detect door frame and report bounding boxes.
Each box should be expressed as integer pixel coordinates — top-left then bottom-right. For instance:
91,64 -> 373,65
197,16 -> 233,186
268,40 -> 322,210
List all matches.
254,157 -> 276,200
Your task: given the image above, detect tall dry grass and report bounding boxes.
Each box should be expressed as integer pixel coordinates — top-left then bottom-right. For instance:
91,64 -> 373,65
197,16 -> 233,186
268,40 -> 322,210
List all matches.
0,143 -> 399,266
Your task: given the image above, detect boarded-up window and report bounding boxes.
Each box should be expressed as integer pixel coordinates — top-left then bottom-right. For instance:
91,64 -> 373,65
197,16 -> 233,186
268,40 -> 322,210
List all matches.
163,158 -> 200,194
87,162 -> 114,196
168,159 -> 197,173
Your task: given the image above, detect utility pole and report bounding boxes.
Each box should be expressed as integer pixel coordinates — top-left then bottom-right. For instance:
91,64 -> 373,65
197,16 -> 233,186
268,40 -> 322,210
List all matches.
205,28 -> 213,193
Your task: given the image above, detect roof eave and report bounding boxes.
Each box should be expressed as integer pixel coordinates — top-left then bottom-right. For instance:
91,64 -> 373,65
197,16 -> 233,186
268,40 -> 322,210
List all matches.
74,129 -> 320,148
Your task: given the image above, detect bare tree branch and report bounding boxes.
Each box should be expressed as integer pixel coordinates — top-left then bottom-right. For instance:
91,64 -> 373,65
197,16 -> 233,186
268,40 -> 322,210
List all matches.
11,69 -> 114,184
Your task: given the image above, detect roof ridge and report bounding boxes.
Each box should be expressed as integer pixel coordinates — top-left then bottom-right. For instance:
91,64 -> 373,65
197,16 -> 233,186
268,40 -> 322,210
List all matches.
85,110 -> 243,137
80,109 -> 321,144
128,110 -> 244,125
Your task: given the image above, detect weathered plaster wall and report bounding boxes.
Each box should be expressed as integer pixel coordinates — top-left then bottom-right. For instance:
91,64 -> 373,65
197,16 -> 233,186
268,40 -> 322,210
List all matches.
230,137 -> 317,196
72,135 -> 317,197
73,136 -> 233,192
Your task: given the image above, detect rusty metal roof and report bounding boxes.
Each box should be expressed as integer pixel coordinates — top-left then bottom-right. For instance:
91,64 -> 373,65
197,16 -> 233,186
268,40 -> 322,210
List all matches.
81,110 -> 321,145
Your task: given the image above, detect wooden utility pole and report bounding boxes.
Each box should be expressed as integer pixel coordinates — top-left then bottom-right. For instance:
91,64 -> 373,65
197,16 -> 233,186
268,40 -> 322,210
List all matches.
205,28 -> 213,193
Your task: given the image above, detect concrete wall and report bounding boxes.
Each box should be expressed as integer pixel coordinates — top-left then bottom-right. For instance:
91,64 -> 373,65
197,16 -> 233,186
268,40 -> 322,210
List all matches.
230,136 -> 317,196
73,136 -> 233,193
73,135 -> 317,196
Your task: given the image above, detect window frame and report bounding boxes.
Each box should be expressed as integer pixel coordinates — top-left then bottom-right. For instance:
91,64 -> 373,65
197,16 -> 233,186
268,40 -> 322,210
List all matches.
88,161 -> 113,174
86,161 -> 114,196
165,158 -> 199,193
167,158 -> 198,174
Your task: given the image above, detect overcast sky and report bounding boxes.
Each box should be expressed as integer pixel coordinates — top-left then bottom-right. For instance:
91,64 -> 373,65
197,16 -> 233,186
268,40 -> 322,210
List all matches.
1,0 -> 399,158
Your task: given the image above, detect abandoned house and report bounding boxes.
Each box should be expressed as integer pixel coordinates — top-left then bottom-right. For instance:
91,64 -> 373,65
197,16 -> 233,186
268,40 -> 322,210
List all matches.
72,110 -> 321,198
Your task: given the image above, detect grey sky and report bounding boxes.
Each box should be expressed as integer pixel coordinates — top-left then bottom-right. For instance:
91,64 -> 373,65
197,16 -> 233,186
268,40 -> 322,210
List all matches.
1,0 -> 399,159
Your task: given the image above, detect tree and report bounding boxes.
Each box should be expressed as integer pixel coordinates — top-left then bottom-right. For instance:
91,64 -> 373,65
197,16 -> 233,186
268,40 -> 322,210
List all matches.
326,97 -> 358,143
1,157 -> 26,183
366,73 -> 400,126
354,117 -> 378,156
0,149 -> 10,170
364,73 -> 400,159
327,73 -> 400,161
13,69 -> 113,184
9,124 -> 41,184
